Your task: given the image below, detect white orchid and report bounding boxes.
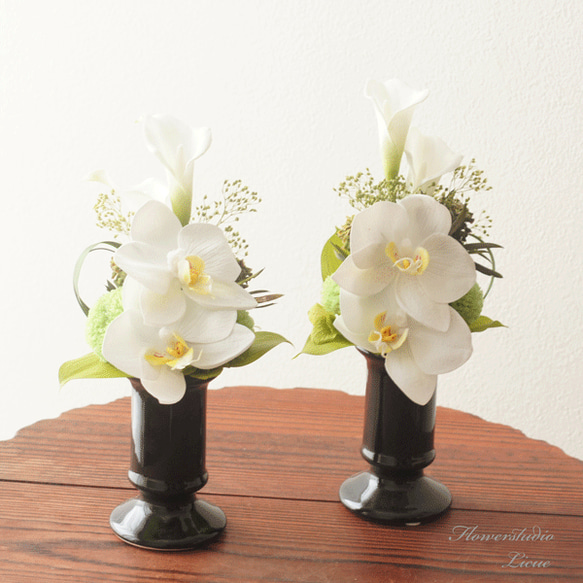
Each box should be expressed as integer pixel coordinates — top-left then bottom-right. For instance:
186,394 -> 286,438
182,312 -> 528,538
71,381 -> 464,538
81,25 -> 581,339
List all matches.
365,78 -> 428,181
334,289 -> 472,405
332,195 -> 476,332
114,200 -> 257,327
404,127 -> 463,194
120,274 -> 241,332
144,114 -> 211,226
102,304 -> 255,404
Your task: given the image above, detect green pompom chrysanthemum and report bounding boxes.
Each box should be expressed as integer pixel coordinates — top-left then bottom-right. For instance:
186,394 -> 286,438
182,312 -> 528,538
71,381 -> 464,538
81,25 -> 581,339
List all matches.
450,283 -> 484,325
237,310 -> 255,330
85,288 -> 124,360
321,276 -> 341,315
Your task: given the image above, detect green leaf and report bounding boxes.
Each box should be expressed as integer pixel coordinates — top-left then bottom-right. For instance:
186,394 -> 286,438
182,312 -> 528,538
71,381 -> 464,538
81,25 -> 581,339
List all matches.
449,205 -> 469,237
236,310 -> 255,330
307,304 -> 339,343
320,233 -> 347,280
185,367 -> 224,381
225,331 -> 290,368
300,303 -> 353,356
300,333 -> 353,356
475,262 -> 503,279
469,316 -> 506,333
464,241 -> 503,252
59,353 -> 130,387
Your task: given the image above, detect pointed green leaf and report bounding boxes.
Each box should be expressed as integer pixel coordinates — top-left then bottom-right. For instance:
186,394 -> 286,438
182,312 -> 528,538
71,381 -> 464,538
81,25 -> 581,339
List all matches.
475,262 -> 503,278
185,367 -> 224,381
225,331 -> 290,368
300,303 -> 353,356
59,353 -> 130,387
307,303 -> 341,344
321,233 -> 347,280
469,316 -> 506,333
300,333 -> 353,356
464,242 -> 503,252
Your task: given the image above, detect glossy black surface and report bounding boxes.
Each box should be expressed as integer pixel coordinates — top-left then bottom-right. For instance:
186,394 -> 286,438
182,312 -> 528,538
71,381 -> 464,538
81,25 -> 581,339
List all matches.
339,349 -> 452,525
110,377 -> 226,550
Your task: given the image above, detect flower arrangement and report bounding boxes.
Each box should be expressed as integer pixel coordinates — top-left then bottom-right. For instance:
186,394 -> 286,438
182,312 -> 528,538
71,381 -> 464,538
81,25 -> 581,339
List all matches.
60,115 -> 287,404
302,79 -> 503,405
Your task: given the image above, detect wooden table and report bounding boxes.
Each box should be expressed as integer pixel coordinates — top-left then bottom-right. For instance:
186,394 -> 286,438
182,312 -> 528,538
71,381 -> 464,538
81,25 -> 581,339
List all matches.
0,386 -> 581,582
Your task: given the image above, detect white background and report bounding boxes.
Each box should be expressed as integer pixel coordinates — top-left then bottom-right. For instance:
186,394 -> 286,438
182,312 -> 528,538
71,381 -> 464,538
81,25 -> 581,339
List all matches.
1,0 -> 582,460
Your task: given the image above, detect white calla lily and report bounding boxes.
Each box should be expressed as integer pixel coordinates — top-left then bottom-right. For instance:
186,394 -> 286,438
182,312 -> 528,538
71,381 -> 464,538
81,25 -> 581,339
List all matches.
365,79 -> 429,181
114,200 -> 257,326
102,304 -> 254,404
405,127 -> 463,194
333,289 -> 472,405
332,195 -> 476,332
86,170 -> 167,214
144,114 -> 212,226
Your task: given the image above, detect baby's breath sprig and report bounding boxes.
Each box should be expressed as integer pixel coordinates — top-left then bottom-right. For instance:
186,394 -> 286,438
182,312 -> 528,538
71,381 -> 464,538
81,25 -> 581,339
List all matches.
431,160 -> 501,286
94,190 -> 134,238
433,159 -> 493,242
448,159 -> 492,197
334,169 -> 408,211
336,215 -> 354,251
193,179 -> 261,257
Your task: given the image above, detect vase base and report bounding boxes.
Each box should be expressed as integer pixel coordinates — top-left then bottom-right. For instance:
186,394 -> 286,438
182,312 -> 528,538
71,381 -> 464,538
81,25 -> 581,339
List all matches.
339,470 -> 451,525
110,495 -> 226,551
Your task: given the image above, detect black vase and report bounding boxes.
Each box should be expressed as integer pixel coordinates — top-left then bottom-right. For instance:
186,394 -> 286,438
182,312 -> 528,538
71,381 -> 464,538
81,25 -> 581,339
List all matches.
110,377 -> 226,550
339,349 -> 451,525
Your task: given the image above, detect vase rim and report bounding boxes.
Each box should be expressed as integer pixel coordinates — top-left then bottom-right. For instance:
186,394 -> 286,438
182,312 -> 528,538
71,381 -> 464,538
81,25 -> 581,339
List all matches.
356,347 -> 383,360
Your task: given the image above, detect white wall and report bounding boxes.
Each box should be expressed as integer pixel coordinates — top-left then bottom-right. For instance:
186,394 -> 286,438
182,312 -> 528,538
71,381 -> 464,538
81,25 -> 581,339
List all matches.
2,0 -> 582,459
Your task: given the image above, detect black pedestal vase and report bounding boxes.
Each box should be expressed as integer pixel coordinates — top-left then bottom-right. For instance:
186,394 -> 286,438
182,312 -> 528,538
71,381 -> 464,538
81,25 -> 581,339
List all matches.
339,349 -> 452,525
110,377 -> 226,550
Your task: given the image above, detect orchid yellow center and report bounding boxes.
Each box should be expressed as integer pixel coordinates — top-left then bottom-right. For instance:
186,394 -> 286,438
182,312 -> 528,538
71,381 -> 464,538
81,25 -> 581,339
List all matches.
368,311 -> 409,358
145,333 -> 195,370
178,255 -> 212,294
386,241 -> 429,275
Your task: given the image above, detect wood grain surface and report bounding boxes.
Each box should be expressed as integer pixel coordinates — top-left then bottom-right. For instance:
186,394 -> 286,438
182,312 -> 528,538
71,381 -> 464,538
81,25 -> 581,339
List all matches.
0,386 -> 581,582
